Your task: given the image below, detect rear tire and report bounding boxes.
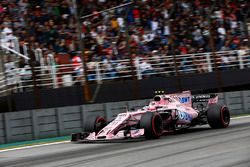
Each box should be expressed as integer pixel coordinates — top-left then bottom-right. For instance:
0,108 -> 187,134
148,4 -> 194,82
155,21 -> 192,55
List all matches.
140,112 -> 163,139
85,115 -> 106,133
207,104 -> 230,128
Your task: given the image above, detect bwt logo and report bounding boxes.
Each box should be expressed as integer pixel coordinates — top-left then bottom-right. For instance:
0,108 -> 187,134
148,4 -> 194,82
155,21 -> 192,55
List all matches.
178,111 -> 192,121
179,97 -> 190,103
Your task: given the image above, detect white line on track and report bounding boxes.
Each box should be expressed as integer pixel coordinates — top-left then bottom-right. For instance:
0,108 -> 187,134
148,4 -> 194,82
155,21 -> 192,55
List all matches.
231,115 -> 250,120
0,115 -> 249,153
0,141 -> 70,153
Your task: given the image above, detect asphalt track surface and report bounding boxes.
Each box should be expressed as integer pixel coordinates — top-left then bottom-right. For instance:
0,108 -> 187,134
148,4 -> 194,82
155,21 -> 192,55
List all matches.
0,117 -> 249,167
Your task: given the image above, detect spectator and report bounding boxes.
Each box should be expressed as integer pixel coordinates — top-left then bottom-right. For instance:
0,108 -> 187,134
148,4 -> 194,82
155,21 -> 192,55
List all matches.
138,58 -> 155,77
0,0 -> 249,82
71,52 -> 83,82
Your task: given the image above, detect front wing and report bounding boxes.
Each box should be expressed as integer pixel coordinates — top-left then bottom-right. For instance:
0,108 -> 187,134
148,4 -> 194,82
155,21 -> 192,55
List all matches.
71,129 -> 144,143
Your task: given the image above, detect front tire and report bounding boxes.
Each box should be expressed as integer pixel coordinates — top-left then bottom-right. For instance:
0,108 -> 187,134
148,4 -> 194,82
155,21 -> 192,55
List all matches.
140,112 -> 163,139
85,115 -> 106,133
207,104 -> 230,128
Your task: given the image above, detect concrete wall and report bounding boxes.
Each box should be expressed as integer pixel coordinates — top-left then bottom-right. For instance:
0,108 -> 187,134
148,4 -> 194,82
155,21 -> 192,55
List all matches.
220,91 -> 250,115
0,91 -> 249,144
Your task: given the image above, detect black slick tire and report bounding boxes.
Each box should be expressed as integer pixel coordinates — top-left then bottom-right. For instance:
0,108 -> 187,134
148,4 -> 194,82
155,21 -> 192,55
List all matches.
207,104 -> 230,129
85,115 -> 106,133
140,112 -> 163,139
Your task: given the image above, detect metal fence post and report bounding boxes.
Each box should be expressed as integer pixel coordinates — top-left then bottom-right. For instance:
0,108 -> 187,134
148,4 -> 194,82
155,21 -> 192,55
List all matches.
47,53 -> 58,88
96,62 -> 102,83
35,48 -> 45,74
13,37 -> 20,53
206,53 -> 213,72
135,57 -> 142,80
51,65 -> 58,88
237,50 -> 244,69
23,44 -> 29,64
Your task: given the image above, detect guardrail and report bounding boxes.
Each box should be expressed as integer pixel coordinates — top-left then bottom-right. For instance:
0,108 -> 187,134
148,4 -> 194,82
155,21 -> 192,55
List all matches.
0,49 -> 249,96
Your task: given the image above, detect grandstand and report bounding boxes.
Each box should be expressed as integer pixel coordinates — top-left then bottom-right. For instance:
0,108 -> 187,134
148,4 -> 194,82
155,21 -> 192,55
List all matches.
0,0 -> 249,111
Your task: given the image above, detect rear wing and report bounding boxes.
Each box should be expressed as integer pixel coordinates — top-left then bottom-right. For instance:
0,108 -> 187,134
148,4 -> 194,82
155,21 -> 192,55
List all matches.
192,94 -> 218,103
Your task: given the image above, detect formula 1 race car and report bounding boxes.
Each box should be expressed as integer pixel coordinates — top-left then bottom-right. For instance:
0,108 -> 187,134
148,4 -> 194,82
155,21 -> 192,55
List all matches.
71,91 -> 230,142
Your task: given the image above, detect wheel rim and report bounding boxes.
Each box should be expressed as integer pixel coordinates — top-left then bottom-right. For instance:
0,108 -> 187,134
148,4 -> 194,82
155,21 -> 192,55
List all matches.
152,114 -> 163,136
221,107 -> 230,126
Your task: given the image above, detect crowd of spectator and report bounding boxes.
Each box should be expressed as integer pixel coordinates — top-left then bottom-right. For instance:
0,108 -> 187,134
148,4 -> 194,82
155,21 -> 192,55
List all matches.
0,0 -> 249,79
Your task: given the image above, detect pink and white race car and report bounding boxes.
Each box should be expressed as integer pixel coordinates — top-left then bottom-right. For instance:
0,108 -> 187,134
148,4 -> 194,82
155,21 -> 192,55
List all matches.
71,91 -> 230,142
